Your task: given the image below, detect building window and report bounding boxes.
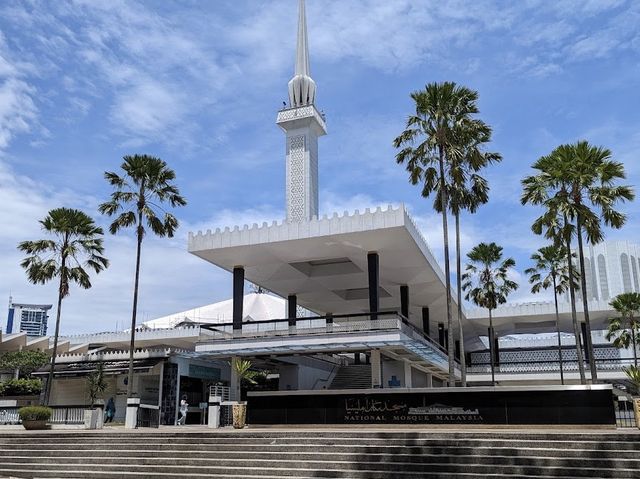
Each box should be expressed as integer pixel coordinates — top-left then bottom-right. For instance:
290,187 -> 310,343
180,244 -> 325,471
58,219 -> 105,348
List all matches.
632,255 -> 639,292
598,254 -> 610,300
621,253 -> 632,293
583,257 -> 594,300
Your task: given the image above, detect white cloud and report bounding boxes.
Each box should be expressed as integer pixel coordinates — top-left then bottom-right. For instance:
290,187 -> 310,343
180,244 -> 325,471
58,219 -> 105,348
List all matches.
0,159 -> 231,335
0,32 -> 38,151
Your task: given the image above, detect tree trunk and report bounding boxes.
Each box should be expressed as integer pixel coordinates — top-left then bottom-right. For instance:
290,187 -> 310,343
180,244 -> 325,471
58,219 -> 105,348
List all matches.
438,145 -> 455,386
455,211 -> 466,386
632,322 -> 638,368
552,274 -> 565,385
44,254 -> 66,406
564,216 -> 586,384
489,308 -> 495,386
576,216 -> 598,382
126,214 -> 144,399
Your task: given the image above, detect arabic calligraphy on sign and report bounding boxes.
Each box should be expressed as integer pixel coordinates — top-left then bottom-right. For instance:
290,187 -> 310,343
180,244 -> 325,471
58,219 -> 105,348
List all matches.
345,398 -> 407,414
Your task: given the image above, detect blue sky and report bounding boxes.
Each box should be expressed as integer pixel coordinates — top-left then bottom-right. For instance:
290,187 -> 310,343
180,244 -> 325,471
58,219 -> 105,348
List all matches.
1,0 -> 639,334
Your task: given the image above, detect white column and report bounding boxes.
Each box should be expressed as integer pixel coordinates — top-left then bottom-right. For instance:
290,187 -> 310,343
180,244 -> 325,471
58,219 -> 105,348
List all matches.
207,395 -> 221,428
125,397 -> 140,429
404,361 -> 413,388
371,350 -> 382,388
426,373 -> 433,388
230,356 -> 241,401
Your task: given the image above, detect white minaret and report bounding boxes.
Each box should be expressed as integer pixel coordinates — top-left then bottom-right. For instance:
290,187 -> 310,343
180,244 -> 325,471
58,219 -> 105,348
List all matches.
277,0 -> 327,223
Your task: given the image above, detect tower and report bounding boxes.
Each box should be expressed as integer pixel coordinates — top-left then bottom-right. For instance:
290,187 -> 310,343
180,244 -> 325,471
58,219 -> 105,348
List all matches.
277,0 -> 327,223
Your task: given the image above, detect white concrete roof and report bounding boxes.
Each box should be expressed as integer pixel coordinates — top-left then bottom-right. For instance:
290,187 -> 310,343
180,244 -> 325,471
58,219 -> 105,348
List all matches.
466,300 -> 615,337
188,205 -> 454,340
142,292 -> 286,329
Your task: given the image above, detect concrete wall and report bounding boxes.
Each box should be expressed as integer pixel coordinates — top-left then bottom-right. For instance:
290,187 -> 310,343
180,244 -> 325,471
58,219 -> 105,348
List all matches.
411,368 -> 429,387
277,356 -> 338,390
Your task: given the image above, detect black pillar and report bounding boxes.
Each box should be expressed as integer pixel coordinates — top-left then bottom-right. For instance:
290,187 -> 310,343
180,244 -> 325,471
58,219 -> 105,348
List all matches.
438,323 -> 445,348
455,340 -> 461,360
445,329 -> 449,352
287,295 -> 297,327
494,335 -> 500,366
354,353 -> 361,364
400,285 -> 409,319
326,312 -> 333,324
368,252 -> 379,320
488,326 -> 496,385
581,322 -> 590,362
232,267 -> 245,331
422,307 -> 430,337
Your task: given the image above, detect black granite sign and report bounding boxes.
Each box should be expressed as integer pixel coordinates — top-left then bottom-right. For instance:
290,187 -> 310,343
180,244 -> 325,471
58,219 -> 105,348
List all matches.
247,388 -> 615,425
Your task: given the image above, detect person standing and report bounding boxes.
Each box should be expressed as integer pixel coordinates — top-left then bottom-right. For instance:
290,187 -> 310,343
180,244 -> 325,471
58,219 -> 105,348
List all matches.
177,395 -> 188,426
104,397 -> 116,423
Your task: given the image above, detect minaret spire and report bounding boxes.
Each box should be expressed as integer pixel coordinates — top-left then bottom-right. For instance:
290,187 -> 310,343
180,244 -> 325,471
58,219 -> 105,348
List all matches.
295,0 -> 310,77
288,0 -> 316,107
278,0 -> 326,223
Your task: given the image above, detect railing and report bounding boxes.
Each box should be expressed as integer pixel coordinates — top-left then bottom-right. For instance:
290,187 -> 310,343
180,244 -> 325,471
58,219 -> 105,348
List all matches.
467,358 -> 637,374
200,311 -> 402,339
50,406 -> 86,424
0,405 -> 88,426
200,311 -> 457,366
0,408 -> 19,425
137,404 -> 160,428
616,397 -> 637,428
209,385 -> 230,401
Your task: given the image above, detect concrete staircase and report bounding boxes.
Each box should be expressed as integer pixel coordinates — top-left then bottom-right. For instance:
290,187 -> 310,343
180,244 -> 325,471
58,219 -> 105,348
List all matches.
329,364 -> 372,389
0,430 -> 639,478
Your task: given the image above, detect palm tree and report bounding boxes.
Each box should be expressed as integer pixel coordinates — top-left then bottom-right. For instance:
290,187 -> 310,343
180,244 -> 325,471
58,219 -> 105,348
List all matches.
606,293 -> 640,367
523,142 -> 634,382
18,208 -> 108,405
394,81 -> 483,385
462,242 -> 518,385
99,155 -> 186,403
522,171 -> 587,382
525,245 -> 578,385
438,123 -> 501,387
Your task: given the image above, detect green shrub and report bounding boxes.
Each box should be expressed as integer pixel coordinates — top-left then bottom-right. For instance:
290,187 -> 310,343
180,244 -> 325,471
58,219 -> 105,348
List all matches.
18,405 -> 52,421
0,350 -> 50,378
0,378 -> 43,396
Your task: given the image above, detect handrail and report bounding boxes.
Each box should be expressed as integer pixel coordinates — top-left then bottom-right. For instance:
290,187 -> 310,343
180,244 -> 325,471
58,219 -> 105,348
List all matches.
312,363 -> 339,390
200,311 -> 401,331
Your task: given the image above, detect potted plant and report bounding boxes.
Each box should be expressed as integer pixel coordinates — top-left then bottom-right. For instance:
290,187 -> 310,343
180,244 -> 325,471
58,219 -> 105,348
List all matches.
231,359 -> 258,429
624,365 -> 640,429
19,405 -> 52,430
85,362 -> 107,429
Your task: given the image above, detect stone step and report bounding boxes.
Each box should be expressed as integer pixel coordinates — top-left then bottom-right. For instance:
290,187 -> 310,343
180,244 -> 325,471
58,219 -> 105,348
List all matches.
0,468 -> 608,479
2,436 -> 638,450
2,431 -> 636,441
0,462 -> 634,479
3,444 -> 638,459
2,453 -> 638,470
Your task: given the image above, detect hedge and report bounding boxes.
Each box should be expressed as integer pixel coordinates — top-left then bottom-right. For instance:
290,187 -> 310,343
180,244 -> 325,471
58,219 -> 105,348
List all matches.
18,406 -> 52,421
0,378 -> 43,396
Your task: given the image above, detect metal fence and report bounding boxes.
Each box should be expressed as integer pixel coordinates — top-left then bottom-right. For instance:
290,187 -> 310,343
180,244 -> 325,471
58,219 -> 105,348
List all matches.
616,397 -> 637,428
209,385 -> 230,401
50,406 -> 85,425
137,404 -> 160,428
220,403 -> 233,427
0,405 -> 86,425
0,408 -> 19,425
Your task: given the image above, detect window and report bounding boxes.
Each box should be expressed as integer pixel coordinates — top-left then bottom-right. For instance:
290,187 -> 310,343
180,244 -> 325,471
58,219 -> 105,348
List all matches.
621,253 -> 632,293
598,254 -> 610,300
